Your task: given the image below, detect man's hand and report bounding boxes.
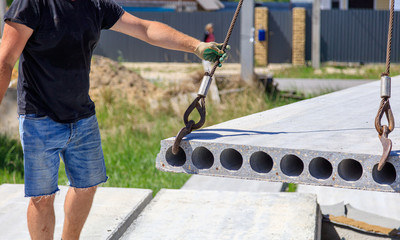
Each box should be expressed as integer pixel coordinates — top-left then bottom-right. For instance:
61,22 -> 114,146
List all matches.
195,42 -> 229,66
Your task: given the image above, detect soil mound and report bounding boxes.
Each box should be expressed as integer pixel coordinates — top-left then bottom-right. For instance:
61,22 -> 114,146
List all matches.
89,56 -> 165,105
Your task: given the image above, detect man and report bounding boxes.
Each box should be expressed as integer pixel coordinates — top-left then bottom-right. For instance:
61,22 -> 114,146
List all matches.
0,0 -> 227,239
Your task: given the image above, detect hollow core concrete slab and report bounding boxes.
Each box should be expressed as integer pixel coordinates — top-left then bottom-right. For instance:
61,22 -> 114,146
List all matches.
121,189 -> 321,240
0,184 -> 152,240
156,79 -> 400,192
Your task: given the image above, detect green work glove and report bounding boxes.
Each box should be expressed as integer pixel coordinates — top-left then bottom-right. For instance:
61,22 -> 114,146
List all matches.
195,42 -> 230,66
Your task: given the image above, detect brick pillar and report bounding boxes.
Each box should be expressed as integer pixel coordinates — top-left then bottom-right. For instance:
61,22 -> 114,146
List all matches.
254,7 -> 268,66
292,7 -> 306,66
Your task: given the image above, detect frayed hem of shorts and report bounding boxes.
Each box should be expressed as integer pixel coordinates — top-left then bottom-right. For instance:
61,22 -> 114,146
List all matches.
69,177 -> 108,190
25,188 -> 60,199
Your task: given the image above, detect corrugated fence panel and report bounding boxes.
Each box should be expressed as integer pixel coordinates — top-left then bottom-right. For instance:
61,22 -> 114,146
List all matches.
94,12 -> 241,63
321,10 -> 400,63
268,11 -> 293,63
95,9 -> 400,63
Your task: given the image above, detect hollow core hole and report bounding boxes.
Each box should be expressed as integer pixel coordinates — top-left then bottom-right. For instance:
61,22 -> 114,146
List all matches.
192,147 -> 214,169
338,159 -> 362,181
165,147 -> 186,167
250,151 -> 273,173
220,148 -> 243,171
372,163 -> 396,185
309,157 -> 333,180
280,154 -> 304,176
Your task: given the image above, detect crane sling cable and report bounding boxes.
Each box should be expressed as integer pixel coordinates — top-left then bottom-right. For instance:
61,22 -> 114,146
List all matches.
172,0 -> 244,155
375,0 -> 396,171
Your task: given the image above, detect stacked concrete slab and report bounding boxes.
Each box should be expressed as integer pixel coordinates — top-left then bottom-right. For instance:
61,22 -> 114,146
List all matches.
0,184 -> 152,240
1,184 -> 321,240
156,79 -> 400,192
121,189 -> 321,240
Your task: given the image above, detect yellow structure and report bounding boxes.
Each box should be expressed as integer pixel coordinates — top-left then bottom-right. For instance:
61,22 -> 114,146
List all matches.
254,7 -> 268,66
292,7 -> 306,66
376,0 -> 390,10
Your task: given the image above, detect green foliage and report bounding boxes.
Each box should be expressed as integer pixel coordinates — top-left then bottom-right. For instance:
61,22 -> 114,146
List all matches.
0,134 -> 24,183
287,183 -> 297,192
117,50 -> 125,64
273,64 -> 400,80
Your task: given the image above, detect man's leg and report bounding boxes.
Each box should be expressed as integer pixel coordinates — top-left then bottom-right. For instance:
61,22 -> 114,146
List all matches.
62,186 -> 97,240
20,114 -> 68,240
27,195 -> 56,240
61,115 -> 107,239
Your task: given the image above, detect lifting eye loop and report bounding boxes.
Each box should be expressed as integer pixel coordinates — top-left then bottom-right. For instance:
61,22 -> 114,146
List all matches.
375,98 -> 395,136
183,96 -> 206,131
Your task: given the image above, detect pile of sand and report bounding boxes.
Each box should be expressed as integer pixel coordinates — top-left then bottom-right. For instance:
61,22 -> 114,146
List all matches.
89,56 -> 165,105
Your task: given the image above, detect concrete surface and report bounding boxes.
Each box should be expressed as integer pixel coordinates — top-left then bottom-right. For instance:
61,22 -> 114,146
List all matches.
0,184 -> 152,240
274,78 -> 374,95
121,189 -> 321,240
182,175 -> 284,192
156,78 -> 400,192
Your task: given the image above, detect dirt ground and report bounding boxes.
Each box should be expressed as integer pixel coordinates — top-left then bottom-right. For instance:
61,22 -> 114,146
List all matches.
90,56 -> 249,105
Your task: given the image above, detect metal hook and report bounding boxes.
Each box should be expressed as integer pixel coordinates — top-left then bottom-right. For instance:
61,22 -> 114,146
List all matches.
377,126 -> 392,171
375,98 -> 395,171
172,120 -> 195,155
172,96 -> 206,155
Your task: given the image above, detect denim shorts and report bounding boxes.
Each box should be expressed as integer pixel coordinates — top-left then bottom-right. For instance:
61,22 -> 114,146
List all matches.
19,114 -> 108,197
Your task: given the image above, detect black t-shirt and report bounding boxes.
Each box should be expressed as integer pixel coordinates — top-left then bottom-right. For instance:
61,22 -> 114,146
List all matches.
4,0 -> 124,123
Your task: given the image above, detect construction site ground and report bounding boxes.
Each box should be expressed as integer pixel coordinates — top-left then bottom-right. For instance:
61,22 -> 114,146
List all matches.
0,57 -> 397,239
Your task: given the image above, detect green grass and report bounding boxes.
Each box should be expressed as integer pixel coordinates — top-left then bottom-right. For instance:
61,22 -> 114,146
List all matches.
272,64 -> 400,80
0,85 -> 305,194
0,134 -> 24,184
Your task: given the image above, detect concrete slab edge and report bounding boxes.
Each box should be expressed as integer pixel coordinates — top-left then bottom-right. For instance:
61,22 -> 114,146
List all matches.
107,190 -> 153,240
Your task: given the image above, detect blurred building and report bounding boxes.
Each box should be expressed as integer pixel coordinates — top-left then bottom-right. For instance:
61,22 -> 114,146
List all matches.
291,0 -> 400,10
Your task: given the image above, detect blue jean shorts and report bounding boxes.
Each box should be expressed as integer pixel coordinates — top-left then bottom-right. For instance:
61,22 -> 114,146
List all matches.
19,114 -> 108,197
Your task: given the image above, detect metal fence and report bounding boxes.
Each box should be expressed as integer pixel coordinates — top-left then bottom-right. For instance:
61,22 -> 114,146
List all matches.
94,11 -> 241,63
320,10 -> 400,63
94,9 -> 400,64
267,10 -> 293,63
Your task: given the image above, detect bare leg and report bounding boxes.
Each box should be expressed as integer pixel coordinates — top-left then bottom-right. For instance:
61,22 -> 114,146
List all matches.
62,186 -> 97,240
27,195 -> 56,240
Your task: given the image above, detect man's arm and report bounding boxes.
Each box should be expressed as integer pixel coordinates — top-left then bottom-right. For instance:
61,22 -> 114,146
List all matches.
0,21 -> 33,104
111,12 -> 200,54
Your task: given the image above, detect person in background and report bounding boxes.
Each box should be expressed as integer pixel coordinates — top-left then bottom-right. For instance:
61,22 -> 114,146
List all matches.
0,0 -> 227,239
204,23 -> 215,43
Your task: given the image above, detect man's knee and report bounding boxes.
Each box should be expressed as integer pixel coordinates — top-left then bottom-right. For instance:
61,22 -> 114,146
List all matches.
71,186 -> 97,196
29,194 -> 56,210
